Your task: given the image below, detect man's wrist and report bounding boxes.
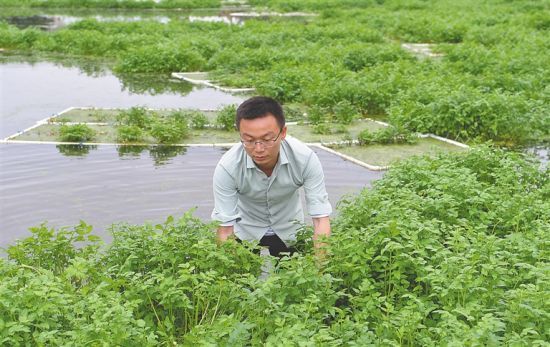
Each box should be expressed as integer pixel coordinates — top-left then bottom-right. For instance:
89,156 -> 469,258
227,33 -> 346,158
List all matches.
217,225 -> 234,243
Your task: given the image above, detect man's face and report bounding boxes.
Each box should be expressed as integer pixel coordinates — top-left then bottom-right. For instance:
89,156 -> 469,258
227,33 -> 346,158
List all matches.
239,114 -> 287,170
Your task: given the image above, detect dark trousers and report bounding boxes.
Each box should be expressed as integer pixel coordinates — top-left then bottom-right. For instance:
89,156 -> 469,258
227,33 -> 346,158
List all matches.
237,234 -> 296,258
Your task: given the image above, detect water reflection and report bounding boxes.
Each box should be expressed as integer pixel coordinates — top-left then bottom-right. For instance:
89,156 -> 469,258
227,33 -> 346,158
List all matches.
115,144 -> 189,167
0,53 -> 112,77
117,144 -> 148,158
1,53 -> 192,95
0,144 -> 384,249
2,11 -> 312,31
4,15 -> 72,31
0,56 -> 246,139
57,144 -> 98,157
4,14 -> 170,31
149,145 -> 187,167
118,73 -> 193,95
56,143 -> 191,166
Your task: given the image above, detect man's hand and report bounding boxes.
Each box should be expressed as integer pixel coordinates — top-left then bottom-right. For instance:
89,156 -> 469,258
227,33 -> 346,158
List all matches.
217,225 -> 234,244
312,216 -> 331,262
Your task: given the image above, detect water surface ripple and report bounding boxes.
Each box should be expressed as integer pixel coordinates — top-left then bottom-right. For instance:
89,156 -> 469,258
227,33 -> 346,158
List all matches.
0,144 -> 383,248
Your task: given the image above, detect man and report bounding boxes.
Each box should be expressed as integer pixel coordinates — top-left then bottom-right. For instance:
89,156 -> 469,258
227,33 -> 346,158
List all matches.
211,96 -> 332,257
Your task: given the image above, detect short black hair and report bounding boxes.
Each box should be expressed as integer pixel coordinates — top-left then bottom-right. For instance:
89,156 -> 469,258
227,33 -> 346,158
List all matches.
235,96 -> 285,130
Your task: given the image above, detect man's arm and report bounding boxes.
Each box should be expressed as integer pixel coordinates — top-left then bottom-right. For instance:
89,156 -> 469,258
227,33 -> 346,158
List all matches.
212,163 -> 240,243
312,216 -> 331,257
217,225 -> 234,243
302,151 -> 332,256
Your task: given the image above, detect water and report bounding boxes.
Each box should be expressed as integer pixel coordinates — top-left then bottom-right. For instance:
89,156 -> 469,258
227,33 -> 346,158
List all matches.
4,14 -> 172,31
0,56 -> 245,139
0,56 -> 384,248
526,145 -> 549,169
2,9 -> 310,31
0,143 -> 383,249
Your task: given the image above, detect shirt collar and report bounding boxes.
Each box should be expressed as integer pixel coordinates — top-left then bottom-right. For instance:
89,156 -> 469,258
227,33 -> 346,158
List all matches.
279,139 -> 289,165
245,151 -> 256,169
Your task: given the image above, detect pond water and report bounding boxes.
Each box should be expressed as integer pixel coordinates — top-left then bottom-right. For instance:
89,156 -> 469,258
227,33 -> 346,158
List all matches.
0,144 -> 383,248
1,9 -> 303,31
0,56 -> 384,248
0,56 -> 244,139
526,145 -> 549,169
3,14 -> 172,31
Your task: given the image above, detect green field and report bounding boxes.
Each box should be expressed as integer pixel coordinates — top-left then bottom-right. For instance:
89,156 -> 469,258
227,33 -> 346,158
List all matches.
2,0 -> 548,145
0,0 -> 548,345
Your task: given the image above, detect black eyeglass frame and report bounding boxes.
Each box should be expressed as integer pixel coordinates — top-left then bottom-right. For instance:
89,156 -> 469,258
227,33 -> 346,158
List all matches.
240,129 -> 283,148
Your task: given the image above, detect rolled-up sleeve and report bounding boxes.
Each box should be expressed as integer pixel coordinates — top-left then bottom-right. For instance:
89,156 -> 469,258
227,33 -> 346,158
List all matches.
303,152 -> 332,216
211,164 -> 241,224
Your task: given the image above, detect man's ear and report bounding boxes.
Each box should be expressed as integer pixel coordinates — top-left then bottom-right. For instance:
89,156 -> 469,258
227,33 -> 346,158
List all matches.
281,126 -> 288,140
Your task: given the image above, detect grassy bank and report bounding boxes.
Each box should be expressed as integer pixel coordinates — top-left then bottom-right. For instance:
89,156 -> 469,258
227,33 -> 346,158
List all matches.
1,0 -> 549,145
1,147 -> 548,345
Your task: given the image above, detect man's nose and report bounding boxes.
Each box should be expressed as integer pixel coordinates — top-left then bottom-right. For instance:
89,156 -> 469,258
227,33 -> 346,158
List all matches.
253,142 -> 266,151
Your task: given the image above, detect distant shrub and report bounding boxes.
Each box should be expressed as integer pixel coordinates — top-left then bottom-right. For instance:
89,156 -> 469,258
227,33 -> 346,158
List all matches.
59,124 -> 96,142
306,105 -> 326,125
117,125 -> 144,143
116,44 -> 206,73
312,123 -> 332,135
166,110 -> 189,128
333,124 -> 350,135
116,107 -> 153,130
331,100 -> 358,125
343,44 -> 412,71
216,104 -> 237,131
282,104 -> 305,122
190,112 -> 209,129
150,118 -> 188,144
91,111 -> 108,122
358,126 -> 417,145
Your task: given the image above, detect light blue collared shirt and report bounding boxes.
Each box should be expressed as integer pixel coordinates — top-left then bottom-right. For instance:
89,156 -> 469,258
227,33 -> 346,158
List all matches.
211,136 -> 332,243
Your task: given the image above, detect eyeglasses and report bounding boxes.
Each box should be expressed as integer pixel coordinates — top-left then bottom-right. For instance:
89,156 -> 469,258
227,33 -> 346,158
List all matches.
240,129 -> 282,148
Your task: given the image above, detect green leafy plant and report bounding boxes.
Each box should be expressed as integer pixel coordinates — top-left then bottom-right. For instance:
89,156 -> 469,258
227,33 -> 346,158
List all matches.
190,112 -> 209,130
150,118 -> 188,144
331,100 -> 358,125
358,126 -> 417,145
117,125 -> 144,143
2,0 -> 547,145
116,107 -> 153,130
216,104 -> 237,131
6,221 -> 101,274
58,124 -> 96,142
1,148 -> 548,345
306,105 -> 326,125
312,123 -> 332,135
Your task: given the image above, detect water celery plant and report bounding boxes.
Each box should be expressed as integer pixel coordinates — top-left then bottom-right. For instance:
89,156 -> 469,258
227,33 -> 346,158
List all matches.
1,0 -> 548,144
1,147 -> 548,345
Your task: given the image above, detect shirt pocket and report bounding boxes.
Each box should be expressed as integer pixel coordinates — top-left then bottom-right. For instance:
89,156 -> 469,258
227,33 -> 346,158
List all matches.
238,176 -> 270,203
269,173 -> 301,201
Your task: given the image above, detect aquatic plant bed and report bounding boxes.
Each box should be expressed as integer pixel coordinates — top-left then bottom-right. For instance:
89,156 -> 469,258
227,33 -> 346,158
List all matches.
328,137 -> 467,168
171,72 -> 255,93
2,0 -> 548,146
2,107 -> 468,168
